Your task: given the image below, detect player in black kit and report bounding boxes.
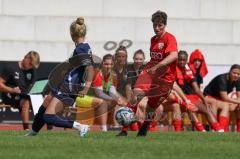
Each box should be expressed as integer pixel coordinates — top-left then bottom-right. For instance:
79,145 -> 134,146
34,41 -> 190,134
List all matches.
0,51 -> 40,130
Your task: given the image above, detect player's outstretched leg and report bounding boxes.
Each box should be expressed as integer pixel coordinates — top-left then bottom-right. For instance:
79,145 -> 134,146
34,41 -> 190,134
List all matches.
25,105 -> 46,136
137,121 -> 150,137
43,114 -> 89,137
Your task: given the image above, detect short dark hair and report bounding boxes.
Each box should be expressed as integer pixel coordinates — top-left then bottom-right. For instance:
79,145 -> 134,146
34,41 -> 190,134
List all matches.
151,10 -> 168,25
133,49 -> 145,59
102,54 -> 114,62
178,50 -> 188,57
230,64 -> 240,71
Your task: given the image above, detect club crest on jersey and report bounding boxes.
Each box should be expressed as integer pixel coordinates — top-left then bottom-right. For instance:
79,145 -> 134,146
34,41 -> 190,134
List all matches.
26,73 -> 32,80
158,43 -> 164,49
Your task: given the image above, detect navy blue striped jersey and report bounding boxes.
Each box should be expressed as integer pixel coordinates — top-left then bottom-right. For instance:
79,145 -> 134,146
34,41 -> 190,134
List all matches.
66,42 -> 93,89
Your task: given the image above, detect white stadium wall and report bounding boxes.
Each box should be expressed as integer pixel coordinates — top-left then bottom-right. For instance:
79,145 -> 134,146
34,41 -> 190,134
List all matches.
0,0 -> 239,67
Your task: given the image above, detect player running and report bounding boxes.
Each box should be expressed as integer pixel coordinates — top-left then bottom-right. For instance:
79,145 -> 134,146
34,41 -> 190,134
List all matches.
25,17 -> 93,137
133,10 -> 178,136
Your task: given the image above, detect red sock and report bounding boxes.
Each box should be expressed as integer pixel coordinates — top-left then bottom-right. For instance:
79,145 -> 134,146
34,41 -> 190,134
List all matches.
237,119 -> 240,132
219,116 -> 229,132
130,122 -> 139,131
211,122 -> 222,131
122,125 -> 129,132
173,119 -> 182,132
194,121 -> 205,132
149,121 -> 157,131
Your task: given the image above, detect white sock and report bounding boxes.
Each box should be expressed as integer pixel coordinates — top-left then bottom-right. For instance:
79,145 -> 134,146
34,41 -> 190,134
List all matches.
73,121 -> 82,129
112,125 -> 120,128
101,125 -> 107,132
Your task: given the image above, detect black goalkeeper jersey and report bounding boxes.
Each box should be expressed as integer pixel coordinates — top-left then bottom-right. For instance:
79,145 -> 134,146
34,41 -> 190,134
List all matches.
0,63 -> 35,94
204,73 -> 240,98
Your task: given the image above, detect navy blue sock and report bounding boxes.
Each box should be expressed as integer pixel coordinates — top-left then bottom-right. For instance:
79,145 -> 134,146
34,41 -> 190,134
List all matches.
32,105 -> 46,132
43,114 -> 74,128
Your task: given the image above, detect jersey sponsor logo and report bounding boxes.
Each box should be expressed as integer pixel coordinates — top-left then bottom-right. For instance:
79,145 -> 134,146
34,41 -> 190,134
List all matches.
158,43 -> 164,49
14,72 -> 19,79
150,52 -> 163,60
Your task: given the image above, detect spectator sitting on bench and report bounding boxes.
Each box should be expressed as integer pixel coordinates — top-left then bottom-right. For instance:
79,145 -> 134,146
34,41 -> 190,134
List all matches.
0,51 -> 40,130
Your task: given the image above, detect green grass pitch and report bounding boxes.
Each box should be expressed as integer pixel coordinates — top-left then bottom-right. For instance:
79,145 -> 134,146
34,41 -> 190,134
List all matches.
0,131 -> 240,159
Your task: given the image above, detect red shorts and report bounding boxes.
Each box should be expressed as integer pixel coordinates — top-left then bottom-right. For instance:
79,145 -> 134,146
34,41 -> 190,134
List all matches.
147,96 -> 169,108
134,62 -> 175,101
134,62 -> 175,108
185,94 -> 201,106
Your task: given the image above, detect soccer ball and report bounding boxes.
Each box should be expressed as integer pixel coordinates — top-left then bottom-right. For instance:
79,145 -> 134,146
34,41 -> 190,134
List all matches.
115,107 -> 135,126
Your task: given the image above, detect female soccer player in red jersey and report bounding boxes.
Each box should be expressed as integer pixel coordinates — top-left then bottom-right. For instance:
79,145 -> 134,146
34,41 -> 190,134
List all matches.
92,54 -> 127,131
134,10 -> 178,136
176,50 -> 223,132
189,49 -> 208,89
189,49 -> 209,130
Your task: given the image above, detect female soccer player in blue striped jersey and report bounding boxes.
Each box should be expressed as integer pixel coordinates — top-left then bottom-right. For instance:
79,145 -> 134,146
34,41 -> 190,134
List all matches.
25,17 -> 94,137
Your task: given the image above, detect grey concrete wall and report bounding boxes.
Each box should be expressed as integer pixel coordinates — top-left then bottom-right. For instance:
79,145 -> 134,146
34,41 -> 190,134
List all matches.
0,0 -> 239,64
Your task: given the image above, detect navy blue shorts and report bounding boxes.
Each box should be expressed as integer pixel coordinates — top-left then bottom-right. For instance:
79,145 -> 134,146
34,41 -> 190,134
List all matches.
53,91 -> 76,106
51,82 -> 84,106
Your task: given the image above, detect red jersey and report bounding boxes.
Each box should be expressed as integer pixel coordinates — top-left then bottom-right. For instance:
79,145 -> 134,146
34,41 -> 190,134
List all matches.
134,32 -> 178,108
176,65 -> 196,95
189,49 -> 208,78
176,65 -> 201,107
150,32 -> 178,62
93,70 -> 117,93
149,32 -> 178,82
